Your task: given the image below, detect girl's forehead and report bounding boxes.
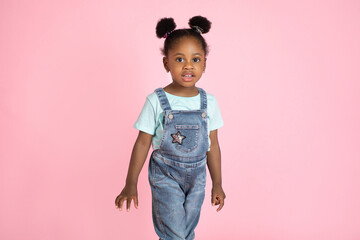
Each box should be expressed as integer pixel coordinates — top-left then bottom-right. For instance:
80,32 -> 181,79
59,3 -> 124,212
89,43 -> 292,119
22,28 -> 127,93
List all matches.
169,37 -> 204,52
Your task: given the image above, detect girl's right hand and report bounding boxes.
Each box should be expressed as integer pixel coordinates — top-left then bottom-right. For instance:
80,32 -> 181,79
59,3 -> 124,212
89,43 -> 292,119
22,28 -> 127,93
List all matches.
115,184 -> 139,212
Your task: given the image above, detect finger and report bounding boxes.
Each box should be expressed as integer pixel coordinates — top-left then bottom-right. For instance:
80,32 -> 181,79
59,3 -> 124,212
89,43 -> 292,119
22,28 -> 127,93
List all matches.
134,196 -> 139,209
115,194 -> 122,207
215,197 -> 220,205
118,196 -> 125,211
211,194 -> 217,206
115,195 -> 119,207
126,197 -> 135,212
126,198 -> 132,212
217,197 -> 225,212
213,195 -> 220,205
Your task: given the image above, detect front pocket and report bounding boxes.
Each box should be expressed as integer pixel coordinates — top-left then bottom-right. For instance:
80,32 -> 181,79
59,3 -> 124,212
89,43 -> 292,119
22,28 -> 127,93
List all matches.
173,125 -> 200,153
150,159 -> 168,184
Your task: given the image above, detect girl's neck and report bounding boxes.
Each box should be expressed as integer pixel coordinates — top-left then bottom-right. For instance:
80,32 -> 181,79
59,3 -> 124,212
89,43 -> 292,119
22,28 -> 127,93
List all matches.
163,84 -> 199,97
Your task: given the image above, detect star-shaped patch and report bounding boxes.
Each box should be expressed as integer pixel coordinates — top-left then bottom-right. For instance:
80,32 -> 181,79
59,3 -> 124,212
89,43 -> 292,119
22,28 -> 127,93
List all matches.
171,131 -> 186,145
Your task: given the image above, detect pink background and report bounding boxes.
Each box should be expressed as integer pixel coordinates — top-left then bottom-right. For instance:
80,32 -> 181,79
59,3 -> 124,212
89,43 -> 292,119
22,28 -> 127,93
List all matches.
1,0 -> 360,239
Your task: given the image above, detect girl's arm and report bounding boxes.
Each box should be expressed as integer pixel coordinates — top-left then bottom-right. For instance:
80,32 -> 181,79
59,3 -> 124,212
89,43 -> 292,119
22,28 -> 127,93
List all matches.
206,129 -> 226,212
115,131 -> 153,211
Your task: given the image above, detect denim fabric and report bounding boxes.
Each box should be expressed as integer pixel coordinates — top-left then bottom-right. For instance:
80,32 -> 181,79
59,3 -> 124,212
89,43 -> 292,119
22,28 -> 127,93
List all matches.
148,88 -> 209,240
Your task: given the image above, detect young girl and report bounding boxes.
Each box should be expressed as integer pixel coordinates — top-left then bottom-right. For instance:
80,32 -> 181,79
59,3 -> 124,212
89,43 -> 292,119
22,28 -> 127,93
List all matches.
115,16 -> 226,240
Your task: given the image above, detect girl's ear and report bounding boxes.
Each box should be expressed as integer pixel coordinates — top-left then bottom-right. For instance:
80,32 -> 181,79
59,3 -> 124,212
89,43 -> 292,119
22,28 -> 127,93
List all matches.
163,57 -> 170,72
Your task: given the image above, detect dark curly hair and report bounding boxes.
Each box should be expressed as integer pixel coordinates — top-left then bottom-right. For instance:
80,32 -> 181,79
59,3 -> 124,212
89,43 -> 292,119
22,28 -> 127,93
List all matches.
156,16 -> 212,57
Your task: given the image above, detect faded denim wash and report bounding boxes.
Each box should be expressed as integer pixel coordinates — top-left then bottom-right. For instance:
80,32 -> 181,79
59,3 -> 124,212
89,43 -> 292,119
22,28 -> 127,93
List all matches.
148,88 -> 209,240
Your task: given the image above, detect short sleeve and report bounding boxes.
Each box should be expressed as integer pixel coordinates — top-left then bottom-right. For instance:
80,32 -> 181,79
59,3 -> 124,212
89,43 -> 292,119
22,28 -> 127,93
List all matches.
133,98 -> 156,135
208,96 -> 224,131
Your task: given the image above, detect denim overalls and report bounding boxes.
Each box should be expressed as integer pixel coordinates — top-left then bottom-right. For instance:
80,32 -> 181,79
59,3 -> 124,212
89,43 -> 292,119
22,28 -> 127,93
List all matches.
149,88 -> 209,240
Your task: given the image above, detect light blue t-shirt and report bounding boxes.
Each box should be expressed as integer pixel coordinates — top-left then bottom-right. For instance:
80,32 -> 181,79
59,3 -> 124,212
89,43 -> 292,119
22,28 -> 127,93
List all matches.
134,91 -> 224,151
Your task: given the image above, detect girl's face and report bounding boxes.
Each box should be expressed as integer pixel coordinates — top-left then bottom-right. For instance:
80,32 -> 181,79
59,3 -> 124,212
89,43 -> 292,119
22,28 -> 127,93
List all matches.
163,37 -> 206,89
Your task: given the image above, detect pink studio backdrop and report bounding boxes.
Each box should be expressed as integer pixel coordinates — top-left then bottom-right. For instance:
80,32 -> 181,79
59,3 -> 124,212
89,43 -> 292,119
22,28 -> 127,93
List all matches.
1,0 -> 360,239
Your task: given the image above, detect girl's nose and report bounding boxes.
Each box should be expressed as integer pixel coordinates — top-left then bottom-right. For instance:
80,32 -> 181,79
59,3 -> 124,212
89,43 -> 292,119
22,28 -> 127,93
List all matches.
184,61 -> 194,69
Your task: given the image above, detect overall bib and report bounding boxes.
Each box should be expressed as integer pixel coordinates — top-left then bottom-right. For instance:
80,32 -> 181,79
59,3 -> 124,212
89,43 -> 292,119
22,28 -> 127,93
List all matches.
149,88 -> 209,240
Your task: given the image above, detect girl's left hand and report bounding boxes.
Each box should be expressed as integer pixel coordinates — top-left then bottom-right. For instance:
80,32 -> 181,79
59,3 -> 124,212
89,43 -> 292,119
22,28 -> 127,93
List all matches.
211,185 -> 226,212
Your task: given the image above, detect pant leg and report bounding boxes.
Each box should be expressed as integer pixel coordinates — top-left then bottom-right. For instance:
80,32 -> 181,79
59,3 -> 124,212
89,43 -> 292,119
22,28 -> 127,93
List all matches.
184,164 -> 206,240
149,155 -> 187,240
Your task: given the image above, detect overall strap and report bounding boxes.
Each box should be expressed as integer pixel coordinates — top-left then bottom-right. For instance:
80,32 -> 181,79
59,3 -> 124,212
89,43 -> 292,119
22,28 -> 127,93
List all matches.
198,88 -> 207,110
154,88 -> 172,111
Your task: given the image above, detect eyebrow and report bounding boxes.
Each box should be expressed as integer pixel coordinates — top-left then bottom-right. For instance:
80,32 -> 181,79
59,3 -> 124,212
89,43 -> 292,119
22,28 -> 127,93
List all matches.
173,53 -> 203,57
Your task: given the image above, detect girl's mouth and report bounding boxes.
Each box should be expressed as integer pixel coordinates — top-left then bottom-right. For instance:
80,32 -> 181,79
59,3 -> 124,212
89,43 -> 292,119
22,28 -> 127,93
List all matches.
182,74 -> 194,82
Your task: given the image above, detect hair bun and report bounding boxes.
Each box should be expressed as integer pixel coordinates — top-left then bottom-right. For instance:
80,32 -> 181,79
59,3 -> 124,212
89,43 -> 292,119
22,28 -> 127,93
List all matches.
156,17 -> 176,38
188,16 -> 211,34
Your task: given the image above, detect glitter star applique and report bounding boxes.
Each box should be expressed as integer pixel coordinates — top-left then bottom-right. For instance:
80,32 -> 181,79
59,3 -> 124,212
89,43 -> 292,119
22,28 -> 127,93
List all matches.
171,131 -> 186,145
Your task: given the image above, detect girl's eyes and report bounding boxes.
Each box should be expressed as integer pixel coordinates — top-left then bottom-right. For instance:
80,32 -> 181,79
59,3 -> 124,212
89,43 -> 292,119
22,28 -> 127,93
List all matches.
175,57 -> 201,63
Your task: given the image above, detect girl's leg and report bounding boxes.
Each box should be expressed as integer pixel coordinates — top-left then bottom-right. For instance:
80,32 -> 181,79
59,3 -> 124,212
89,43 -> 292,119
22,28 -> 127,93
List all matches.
149,156 -> 187,240
183,164 -> 206,240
